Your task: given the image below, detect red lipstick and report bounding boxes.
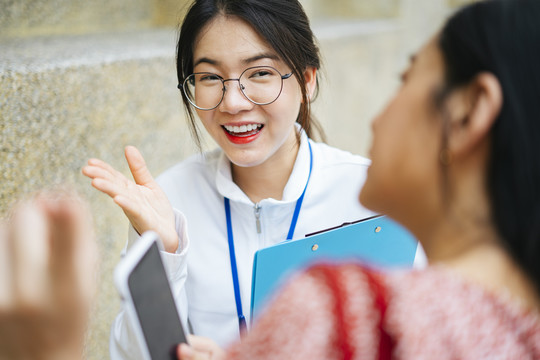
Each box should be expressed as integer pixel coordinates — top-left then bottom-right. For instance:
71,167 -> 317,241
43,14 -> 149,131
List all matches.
222,124 -> 263,144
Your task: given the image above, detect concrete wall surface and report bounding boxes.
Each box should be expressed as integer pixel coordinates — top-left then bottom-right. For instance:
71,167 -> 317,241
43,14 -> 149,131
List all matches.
0,0 -> 189,37
1,0 -> 476,358
0,28 -> 196,359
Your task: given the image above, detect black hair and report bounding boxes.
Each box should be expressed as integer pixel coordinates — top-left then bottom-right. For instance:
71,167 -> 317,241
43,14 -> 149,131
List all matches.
176,0 -> 326,148
439,0 -> 540,291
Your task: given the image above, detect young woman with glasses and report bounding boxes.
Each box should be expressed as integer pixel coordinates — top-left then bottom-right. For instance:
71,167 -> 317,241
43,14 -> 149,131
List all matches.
83,0 -> 425,357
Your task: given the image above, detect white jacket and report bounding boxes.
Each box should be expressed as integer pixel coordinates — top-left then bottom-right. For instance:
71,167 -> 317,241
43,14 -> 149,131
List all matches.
110,131 -> 425,358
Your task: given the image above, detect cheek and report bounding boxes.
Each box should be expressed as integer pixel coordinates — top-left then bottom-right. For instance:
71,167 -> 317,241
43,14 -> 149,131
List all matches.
195,108 -> 209,123
194,110 -> 216,133
360,101 -> 441,214
361,139 -> 440,215
280,80 -> 303,111
360,130 -> 403,213
265,86 -> 302,125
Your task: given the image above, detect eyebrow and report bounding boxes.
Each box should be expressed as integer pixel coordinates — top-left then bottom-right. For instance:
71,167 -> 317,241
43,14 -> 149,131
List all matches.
193,57 -> 218,68
193,53 -> 280,68
242,53 -> 280,65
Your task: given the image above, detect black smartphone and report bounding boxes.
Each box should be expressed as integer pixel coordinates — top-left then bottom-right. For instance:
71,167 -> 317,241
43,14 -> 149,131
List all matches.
114,231 -> 188,360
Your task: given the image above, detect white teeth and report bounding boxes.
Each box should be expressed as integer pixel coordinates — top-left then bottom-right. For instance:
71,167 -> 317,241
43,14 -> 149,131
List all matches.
224,124 -> 262,134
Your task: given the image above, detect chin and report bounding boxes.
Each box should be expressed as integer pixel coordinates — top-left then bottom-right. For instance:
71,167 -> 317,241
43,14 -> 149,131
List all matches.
224,143 -> 279,169
227,153 -> 267,168
358,186 -> 371,208
359,180 -> 383,214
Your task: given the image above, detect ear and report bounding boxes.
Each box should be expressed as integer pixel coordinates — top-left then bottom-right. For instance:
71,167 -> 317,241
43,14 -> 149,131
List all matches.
303,66 -> 317,101
447,72 -> 502,158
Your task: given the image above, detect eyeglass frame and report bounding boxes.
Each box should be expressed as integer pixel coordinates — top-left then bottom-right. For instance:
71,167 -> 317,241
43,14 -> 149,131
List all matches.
177,65 -> 293,111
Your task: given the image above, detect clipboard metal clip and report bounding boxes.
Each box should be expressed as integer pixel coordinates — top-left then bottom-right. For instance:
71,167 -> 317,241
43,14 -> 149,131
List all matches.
305,214 -> 383,237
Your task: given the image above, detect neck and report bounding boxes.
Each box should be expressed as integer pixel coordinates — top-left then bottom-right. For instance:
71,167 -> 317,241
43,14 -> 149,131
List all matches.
232,135 -> 300,203
448,241 -> 540,309
416,155 -> 540,312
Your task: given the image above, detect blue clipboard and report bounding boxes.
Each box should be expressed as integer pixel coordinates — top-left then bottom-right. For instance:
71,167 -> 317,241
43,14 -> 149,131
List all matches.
250,215 -> 418,321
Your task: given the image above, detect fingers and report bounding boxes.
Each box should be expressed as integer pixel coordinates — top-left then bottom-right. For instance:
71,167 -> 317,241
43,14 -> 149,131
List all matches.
83,150 -> 154,187
83,158 -> 125,180
0,191 -> 96,360
1,191 -> 97,313
63,196 -> 97,303
177,343 -> 195,360
179,335 -> 226,360
83,158 -> 133,200
90,177 -> 129,200
83,161 -> 123,184
83,158 -> 132,188
41,192 -> 96,309
188,335 -> 218,351
0,221 -> 11,308
8,201 -> 50,308
125,146 -> 155,186
177,343 -> 212,360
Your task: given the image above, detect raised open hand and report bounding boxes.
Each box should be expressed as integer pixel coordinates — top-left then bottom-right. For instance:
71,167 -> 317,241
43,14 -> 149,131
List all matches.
82,146 -> 179,253
0,191 -> 97,360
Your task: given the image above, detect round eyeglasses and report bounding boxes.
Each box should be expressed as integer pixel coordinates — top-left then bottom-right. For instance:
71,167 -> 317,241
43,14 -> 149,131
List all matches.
178,66 -> 293,111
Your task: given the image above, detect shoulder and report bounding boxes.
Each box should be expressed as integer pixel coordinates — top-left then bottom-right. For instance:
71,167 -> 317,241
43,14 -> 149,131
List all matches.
384,266 -> 540,358
310,140 -> 371,171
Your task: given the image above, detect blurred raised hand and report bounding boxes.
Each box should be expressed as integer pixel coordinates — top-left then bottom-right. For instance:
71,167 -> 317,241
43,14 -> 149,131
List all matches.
0,190 -> 97,360
82,146 -> 179,253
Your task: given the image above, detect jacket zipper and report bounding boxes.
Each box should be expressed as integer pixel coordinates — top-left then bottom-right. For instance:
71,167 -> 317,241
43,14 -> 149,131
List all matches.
254,203 -> 262,233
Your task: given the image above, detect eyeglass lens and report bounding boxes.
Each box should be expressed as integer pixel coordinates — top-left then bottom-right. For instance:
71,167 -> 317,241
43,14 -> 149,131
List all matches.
183,66 -> 284,110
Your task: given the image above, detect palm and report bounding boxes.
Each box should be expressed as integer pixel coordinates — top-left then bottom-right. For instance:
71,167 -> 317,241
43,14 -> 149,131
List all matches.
82,146 -> 178,252
0,192 -> 96,360
121,178 -> 177,249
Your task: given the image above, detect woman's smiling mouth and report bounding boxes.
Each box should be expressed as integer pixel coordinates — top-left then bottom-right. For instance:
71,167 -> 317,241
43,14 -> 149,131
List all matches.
222,124 -> 264,137
222,124 -> 264,144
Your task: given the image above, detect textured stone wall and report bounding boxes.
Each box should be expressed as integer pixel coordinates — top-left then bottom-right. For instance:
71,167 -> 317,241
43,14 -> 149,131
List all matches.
0,29 -> 198,359
0,0 -> 152,37
0,0 -> 191,37
303,0 -> 399,19
447,0 -> 478,8
313,20 -> 401,156
313,0 -> 450,156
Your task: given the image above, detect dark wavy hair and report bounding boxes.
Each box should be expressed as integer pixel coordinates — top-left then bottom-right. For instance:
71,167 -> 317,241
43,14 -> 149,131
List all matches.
438,0 -> 540,291
176,0 -> 325,148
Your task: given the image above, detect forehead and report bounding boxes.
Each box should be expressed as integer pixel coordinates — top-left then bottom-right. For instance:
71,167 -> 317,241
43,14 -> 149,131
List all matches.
193,15 -> 278,67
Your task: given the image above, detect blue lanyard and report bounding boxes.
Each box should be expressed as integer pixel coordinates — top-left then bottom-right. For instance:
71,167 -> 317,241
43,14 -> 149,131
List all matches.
224,141 -> 313,334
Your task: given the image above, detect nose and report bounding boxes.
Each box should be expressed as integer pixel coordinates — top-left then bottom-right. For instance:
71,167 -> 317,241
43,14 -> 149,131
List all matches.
218,79 -> 253,114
